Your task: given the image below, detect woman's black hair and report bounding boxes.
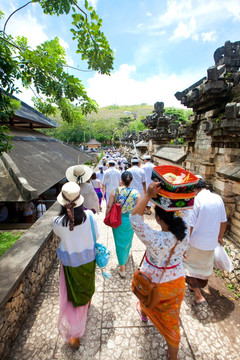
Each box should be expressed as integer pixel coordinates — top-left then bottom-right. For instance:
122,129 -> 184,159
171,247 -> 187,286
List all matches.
91,172 -> 97,180
55,204 -> 87,227
121,171 -> 133,187
155,206 -> 187,241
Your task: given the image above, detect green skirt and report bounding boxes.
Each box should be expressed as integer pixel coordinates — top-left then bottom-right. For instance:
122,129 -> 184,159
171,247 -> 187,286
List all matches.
63,260 -> 96,307
112,212 -> 134,265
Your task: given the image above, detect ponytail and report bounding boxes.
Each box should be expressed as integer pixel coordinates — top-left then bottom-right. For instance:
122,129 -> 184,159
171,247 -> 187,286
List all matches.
154,206 -> 187,241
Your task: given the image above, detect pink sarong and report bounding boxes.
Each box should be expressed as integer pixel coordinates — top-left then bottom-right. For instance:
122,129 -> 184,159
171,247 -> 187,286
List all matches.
58,265 -> 89,342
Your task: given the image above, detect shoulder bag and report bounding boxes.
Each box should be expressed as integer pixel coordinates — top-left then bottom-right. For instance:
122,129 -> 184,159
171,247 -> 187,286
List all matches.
103,187 -> 121,228
104,188 -> 133,228
89,212 -> 111,279
131,241 -> 178,310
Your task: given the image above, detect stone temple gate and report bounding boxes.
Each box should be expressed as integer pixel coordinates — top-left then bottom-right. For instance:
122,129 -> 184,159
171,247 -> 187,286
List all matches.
121,41 -> 240,247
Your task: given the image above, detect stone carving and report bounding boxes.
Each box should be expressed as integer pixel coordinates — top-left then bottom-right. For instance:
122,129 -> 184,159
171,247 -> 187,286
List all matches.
174,41 -> 240,113
214,41 -> 240,69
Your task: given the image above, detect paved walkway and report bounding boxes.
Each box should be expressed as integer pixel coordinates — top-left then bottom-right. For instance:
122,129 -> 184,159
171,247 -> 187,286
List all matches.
9,200 -> 240,360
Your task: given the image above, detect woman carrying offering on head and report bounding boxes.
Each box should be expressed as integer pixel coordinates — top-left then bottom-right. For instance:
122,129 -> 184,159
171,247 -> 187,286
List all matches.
53,182 -> 99,349
106,171 -> 140,278
130,182 -> 189,360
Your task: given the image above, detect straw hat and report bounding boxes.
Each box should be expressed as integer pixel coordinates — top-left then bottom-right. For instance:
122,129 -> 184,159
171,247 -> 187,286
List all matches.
66,165 -> 93,184
57,182 -> 84,208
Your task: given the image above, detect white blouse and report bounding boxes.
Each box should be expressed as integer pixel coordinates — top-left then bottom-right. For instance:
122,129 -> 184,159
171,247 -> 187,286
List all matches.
130,214 -> 189,284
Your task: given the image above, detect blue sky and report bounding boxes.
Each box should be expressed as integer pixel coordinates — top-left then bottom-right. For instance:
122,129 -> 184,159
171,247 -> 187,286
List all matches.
1,0 -> 240,109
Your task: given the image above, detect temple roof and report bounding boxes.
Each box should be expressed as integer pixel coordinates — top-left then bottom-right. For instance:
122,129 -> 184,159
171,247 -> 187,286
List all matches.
0,128 -> 91,202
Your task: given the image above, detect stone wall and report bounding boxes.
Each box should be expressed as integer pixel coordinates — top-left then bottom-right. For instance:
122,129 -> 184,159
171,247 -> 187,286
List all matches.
218,237 -> 240,298
0,203 -> 60,360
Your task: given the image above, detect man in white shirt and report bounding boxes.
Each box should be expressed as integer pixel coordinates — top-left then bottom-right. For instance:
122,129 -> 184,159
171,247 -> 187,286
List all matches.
141,155 -> 155,214
183,177 -> 227,306
129,158 -> 146,197
102,160 -> 121,204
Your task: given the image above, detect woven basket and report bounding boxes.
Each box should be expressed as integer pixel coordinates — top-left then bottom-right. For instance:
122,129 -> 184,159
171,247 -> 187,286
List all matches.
151,188 -> 195,212
151,165 -> 199,193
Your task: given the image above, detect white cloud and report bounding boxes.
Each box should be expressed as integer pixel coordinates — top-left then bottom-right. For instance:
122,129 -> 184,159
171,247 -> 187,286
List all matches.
201,31 -> 217,42
171,17 -> 198,40
4,9 -> 48,47
144,0 -> 240,42
86,64 -> 202,108
59,38 -> 69,50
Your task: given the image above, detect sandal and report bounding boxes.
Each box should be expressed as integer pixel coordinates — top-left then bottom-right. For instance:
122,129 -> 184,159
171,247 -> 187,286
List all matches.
136,301 -> 148,322
191,299 -> 207,307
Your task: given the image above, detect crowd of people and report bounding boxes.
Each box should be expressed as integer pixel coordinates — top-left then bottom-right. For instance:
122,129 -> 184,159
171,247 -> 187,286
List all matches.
52,148 -> 228,360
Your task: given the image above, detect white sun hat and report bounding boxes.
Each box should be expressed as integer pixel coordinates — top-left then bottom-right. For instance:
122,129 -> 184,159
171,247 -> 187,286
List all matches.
66,165 -> 93,184
57,182 -> 84,208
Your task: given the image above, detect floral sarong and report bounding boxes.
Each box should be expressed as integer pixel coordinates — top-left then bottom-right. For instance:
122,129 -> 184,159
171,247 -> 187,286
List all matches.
140,276 -> 185,347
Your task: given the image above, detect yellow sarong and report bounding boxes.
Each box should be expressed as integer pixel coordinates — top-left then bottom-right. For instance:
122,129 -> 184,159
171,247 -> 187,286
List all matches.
140,276 -> 185,347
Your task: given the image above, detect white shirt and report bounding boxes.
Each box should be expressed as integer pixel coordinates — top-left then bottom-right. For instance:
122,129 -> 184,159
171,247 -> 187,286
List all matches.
130,214 -> 189,283
96,170 -> 104,184
54,210 -> 99,267
129,166 -> 146,196
102,167 -> 121,201
189,189 -> 227,250
141,161 -> 155,187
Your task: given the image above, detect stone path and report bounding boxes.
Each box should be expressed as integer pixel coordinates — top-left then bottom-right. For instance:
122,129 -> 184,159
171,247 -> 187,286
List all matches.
9,200 -> 240,360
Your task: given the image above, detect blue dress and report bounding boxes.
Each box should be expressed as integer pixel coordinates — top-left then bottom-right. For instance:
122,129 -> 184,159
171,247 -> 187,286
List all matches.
112,186 -> 139,265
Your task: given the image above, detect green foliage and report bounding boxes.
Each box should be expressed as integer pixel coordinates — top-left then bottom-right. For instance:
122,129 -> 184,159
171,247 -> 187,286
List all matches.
108,105 -> 120,110
71,0 -> 114,75
0,231 -> 22,256
165,107 -> 193,122
129,118 -> 147,133
0,1 -> 114,125
0,125 -> 13,155
0,92 -> 21,155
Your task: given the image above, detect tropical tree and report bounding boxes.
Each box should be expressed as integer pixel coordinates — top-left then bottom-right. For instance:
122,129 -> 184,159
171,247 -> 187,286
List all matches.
0,0 -> 114,154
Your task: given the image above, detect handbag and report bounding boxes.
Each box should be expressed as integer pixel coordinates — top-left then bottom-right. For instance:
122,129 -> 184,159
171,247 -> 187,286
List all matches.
131,242 -> 178,310
103,188 -> 122,228
213,243 -> 233,272
89,212 -> 111,279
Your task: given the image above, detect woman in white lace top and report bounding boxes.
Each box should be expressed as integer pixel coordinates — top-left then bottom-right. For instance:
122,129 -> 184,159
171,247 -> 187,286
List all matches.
130,182 -> 189,360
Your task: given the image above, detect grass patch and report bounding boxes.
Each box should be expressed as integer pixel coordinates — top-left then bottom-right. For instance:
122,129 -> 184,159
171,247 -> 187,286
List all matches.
0,232 -> 23,257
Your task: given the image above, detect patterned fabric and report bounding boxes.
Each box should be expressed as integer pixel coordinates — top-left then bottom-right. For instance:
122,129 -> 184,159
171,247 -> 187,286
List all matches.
116,186 -> 139,213
140,276 -> 185,347
129,213 -> 189,283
